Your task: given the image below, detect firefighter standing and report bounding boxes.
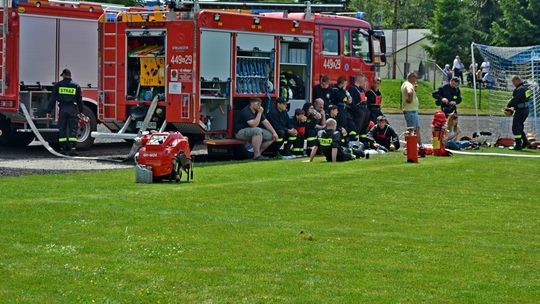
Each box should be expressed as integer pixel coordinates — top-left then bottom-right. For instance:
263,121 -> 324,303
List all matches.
435,76 -> 462,117
367,77 -> 383,123
506,75 -> 532,150
47,69 -> 83,156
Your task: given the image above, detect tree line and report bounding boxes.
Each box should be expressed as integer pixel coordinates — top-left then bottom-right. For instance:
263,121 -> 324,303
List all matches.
349,0 -> 540,67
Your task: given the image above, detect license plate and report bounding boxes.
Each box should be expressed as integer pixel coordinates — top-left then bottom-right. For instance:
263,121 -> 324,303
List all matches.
136,121 -> 157,129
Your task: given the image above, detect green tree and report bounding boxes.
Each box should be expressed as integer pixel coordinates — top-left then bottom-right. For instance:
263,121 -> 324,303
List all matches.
491,0 -> 540,46
424,0 -> 473,67
467,0 -> 502,44
348,0 -> 435,29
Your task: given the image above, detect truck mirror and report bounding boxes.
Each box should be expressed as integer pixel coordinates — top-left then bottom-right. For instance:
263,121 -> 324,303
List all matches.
372,30 -> 387,66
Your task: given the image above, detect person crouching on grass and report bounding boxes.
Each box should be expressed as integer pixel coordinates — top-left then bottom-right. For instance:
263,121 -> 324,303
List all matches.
367,115 -> 400,152
308,118 -> 368,163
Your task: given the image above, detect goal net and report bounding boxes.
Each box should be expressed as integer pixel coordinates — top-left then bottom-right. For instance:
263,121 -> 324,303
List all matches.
472,43 -> 540,142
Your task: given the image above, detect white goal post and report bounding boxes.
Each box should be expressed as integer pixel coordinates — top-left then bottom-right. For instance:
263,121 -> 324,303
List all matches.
471,43 -> 540,140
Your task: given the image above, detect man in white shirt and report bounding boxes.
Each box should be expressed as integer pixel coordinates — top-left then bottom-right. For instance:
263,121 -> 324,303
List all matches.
401,72 -> 422,145
452,55 -> 464,83
480,60 -> 490,78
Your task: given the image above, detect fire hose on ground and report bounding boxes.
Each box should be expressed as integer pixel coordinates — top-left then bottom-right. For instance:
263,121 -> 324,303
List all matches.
19,95 -> 160,163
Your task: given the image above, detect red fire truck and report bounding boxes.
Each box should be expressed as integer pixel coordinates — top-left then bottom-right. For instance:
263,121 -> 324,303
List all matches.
92,0 -> 386,157
0,0 -> 126,148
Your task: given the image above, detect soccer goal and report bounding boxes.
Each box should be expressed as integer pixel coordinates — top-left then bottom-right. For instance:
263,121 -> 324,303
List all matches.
470,43 -> 540,142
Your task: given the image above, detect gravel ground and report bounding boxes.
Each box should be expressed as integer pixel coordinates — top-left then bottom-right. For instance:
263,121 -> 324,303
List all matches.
0,114 -> 523,178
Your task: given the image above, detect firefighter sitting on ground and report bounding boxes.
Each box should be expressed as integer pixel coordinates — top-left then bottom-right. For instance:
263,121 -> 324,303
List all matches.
303,102 -> 326,156
290,108 -> 308,156
267,97 -> 297,157
308,118 -> 368,163
367,115 -> 400,152
46,68 -> 83,156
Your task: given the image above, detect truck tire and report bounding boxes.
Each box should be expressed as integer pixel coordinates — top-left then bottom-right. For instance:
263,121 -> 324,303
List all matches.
76,105 -> 97,150
0,119 -> 35,147
187,134 -> 204,151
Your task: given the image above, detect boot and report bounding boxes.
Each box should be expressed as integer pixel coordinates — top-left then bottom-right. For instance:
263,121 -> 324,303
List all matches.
513,138 -> 523,150
60,142 -> 70,155
68,142 -> 78,156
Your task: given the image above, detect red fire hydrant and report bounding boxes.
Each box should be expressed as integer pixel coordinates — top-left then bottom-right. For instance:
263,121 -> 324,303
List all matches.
432,111 -> 449,156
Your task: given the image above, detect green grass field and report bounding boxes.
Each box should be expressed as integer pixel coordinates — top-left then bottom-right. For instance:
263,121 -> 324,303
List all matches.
380,80 -> 511,115
1,152 -> 540,303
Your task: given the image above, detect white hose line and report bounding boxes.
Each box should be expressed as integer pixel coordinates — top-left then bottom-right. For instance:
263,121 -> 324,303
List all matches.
20,103 -> 124,163
446,149 -> 540,158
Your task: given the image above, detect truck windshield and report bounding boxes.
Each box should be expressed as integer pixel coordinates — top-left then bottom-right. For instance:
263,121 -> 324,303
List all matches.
352,29 -> 371,63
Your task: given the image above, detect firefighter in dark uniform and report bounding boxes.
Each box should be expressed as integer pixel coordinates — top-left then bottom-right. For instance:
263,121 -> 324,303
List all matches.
313,75 -> 332,110
330,76 -> 357,141
308,118 -> 367,163
327,105 -> 348,140
348,74 -> 370,145
267,97 -> 296,156
291,108 -> 307,156
47,69 -> 83,156
435,77 -> 462,117
506,75 -> 532,150
302,102 -> 322,156
367,77 -> 383,123
267,97 -> 297,156
367,115 -> 400,151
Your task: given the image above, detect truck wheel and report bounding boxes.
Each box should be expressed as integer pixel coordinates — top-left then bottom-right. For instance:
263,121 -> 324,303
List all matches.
187,135 -> 204,151
76,105 -> 97,150
0,119 -> 34,147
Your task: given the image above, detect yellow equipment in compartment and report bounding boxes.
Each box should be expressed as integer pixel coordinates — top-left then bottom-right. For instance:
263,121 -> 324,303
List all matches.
140,57 -> 165,86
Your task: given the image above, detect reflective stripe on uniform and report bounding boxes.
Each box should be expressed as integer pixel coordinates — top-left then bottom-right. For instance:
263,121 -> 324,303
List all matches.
514,135 -> 522,139
289,137 -> 297,141
68,137 -> 78,142
306,137 -> 317,141
292,148 -> 304,152
59,87 -> 76,95
360,134 -> 368,138
525,89 -> 532,99
58,137 -> 68,142
276,138 -> 284,143
349,131 -> 358,136
319,138 -> 332,146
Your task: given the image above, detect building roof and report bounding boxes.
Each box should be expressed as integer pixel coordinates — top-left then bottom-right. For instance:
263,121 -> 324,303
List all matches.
383,29 -> 431,54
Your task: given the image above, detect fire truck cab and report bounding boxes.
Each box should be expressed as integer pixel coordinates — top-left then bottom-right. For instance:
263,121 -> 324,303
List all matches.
94,1 -> 386,157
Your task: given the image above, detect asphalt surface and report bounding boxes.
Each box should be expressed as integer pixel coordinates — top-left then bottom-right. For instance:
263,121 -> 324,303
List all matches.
0,114 -> 528,178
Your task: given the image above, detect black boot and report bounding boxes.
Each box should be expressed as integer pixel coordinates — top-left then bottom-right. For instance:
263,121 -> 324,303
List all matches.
60,142 -> 69,155
514,137 -> 523,150
68,142 -> 78,156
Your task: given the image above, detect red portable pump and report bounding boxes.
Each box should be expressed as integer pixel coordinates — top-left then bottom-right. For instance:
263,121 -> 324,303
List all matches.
432,111 -> 449,156
135,132 -> 193,182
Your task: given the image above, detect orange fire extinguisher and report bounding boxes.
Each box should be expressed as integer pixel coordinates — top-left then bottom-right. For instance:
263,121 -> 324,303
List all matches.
405,128 -> 418,163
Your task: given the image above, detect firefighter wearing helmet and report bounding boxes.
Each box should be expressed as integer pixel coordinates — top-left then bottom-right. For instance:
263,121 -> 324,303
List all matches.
506,75 -> 532,150
47,68 -> 83,156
